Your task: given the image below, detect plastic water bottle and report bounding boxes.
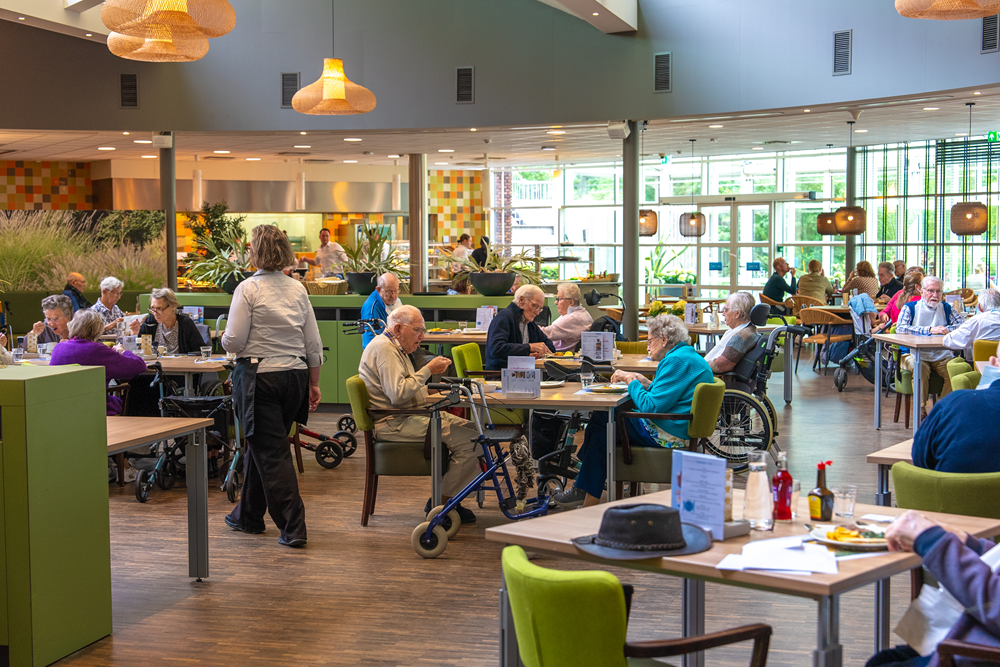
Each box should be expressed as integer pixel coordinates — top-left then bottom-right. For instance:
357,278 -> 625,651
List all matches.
744,451 -> 774,531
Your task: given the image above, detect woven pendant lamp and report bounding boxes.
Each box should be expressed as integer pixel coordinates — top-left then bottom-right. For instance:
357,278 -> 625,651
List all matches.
292,58 -> 376,115
816,212 -> 837,235
108,29 -> 209,62
895,0 -> 1000,19
677,139 -> 707,237
102,0 -> 235,40
639,210 -> 658,236
834,206 -> 867,234
951,201 -> 989,235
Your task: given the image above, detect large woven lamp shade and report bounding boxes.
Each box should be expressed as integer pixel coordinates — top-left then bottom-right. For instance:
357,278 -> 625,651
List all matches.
951,201 -> 988,235
102,0 -> 236,40
679,211 -> 707,237
292,58 -> 376,115
834,206 -> 867,234
639,209 -> 658,236
108,30 -> 209,62
816,212 -> 838,235
895,0 -> 1000,19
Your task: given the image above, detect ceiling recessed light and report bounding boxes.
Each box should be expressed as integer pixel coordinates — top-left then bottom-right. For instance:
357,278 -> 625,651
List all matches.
343,160 -> 358,163
17,17 -> 24,20
438,149 -> 454,153
122,131 -> 130,135
542,146 -> 556,151
434,162 -> 449,165
923,107 -> 939,111
592,11 -> 599,15
141,155 -> 156,159
98,147 -> 115,151
344,138 -> 362,142
213,150 -> 230,154
294,145 -> 311,149
708,124 -> 724,129
388,154 -> 401,158
854,129 -> 868,133
134,139 -> 152,144
85,33 -> 92,37
751,146 -> 764,150
246,157 -> 261,161
470,128 -> 477,132
803,109 -> 811,113
299,131 -> 307,135
974,91 -> 983,95
547,130 -> 566,135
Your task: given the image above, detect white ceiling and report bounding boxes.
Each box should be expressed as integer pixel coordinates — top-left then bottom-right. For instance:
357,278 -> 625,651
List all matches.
2,85 -> 999,168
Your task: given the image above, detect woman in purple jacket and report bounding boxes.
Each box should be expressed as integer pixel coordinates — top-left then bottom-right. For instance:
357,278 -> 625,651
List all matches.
50,310 -> 148,415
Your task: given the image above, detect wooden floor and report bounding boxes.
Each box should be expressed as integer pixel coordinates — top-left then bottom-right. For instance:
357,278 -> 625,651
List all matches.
61,359 -> 920,666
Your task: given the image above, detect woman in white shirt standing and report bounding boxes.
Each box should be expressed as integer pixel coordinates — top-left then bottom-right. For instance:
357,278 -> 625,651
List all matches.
222,225 -> 323,548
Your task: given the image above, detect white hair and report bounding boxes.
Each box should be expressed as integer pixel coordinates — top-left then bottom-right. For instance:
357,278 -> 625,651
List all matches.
100,276 -> 124,292
922,275 -> 943,289
980,288 -> 1000,311
726,292 -> 755,322
150,287 -> 179,308
647,314 -> 689,347
386,304 -> 422,329
557,282 -> 582,305
514,283 -> 544,305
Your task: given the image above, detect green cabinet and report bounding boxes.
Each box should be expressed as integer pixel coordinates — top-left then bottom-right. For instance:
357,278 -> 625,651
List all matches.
0,364 -> 112,666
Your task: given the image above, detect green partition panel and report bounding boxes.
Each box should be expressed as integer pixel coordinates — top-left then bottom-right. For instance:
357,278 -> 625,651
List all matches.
315,321 -> 340,406
0,365 -> 112,666
337,327 -> 364,404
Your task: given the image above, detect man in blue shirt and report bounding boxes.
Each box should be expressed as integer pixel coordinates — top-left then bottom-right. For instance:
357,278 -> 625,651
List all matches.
912,373 -> 1000,473
762,257 -> 796,316
360,274 -> 402,348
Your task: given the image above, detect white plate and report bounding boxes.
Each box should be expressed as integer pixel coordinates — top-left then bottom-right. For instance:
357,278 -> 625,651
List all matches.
540,380 -> 565,388
808,527 -> 888,552
462,328 -> 485,334
587,383 -> 629,394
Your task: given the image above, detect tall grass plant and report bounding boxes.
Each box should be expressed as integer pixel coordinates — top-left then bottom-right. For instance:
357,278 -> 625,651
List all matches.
0,211 -> 89,290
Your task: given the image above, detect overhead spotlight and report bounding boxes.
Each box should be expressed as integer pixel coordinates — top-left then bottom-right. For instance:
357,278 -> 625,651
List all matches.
547,130 -> 566,135
803,109 -> 811,113
134,140 -> 152,144
855,129 -> 868,133
751,146 -> 764,150
438,149 -> 454,153
140,155 -> 156,159
542,146 -> 556,151
708,124 -> 724,129
923,107 -> 939,111
974,91 -> 983,95
344,138 -> 362,142
122,132 -> 130,135
246,157 -> 261,161
470,128 -> 477,132
98,147 -> 115,150
294,145 -> 311,148
343,159 -> 358,163
214,150 -> 230,153
388,154 -> 401,158
300,131 -> 308,135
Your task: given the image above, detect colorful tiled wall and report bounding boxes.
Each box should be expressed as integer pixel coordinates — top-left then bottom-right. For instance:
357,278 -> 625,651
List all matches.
1,161 -> 93,210
428,170 -> 487,242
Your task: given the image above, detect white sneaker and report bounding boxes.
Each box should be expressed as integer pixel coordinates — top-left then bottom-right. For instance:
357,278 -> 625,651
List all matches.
123,467 -> 137,483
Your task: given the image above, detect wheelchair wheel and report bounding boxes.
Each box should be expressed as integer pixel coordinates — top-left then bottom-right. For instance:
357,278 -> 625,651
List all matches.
224,467 -> 241,503
426,505 -> 461,538
315,440 -> 343,469
135,470 -> 152,503
756,392 -> 779,438
202,381 -> 226,397
703,391 -> 773,474
538,476 -> 564,499
834,367 -> 848,392
157,459 -> 177,490
330,430 -> 357,457
337,415 -> 357,434
411,522 -> 448,559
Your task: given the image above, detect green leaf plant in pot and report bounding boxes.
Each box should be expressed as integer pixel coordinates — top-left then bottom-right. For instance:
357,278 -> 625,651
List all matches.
341,224 -> 409,295
183,227 -> 253,294
447,242 -> 542,296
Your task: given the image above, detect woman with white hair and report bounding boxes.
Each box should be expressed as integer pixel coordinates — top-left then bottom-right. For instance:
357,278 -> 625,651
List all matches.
129,287 -> 205,355
91,276 -> 126,332
540,283 -> 594,351
705,292 -> 758,374
552,314 -> 714,508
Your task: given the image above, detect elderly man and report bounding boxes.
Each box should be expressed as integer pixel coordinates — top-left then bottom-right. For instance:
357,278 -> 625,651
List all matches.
303,228 -> 347,277
796,259 -> 833,303
32,294 -> 73,345
762,257 -> 796,315
896,275 -> 962,414
864,509 -> 1000,667
358,305 -> 479,523
876,261 -> 904,302
942,288 -> 1000,356
706,292 -> 758,375
62,272 -> 91,312
485,284 -> 555,371
91,276 -> 126,332
360,273 -> 404,348
893,259 -> 907,280
539,283 -> 593,351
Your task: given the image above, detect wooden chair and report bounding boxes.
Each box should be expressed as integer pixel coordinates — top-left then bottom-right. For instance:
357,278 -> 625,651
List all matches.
345,375 -> 433,527
798,308 -> 853,374
758,293 -> 784,311
502,545 -> 772,667
614,378 -> 726,499
938,640 -> 1000,666
973,339 -> 999,362
787,294 -> 824,317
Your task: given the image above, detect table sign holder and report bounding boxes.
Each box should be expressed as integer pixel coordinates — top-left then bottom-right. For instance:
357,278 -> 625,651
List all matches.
685,303 -> 698,324
581,331 -> 614,361
671,449 -> 735,541
501,368 -> 541,399
476,306 -> 497,331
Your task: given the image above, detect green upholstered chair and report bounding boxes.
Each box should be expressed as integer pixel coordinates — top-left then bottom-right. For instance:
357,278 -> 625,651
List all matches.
452,343 -> 524,427
346,375 -> 432,527
892,462 -> 1000,520
614,377 -> 726,497
890,348 -> 946,429
946,357 -> 982,391
974,339 -> 999,363
614,341 -> 648,355
501,545 -> 771,667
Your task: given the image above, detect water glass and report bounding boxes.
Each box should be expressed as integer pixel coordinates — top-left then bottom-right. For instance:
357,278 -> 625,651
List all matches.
200,346 -> 212,361
580,371 -> 595,388
458,321 -> 468,331
833,485 -> 858,518
743,451 -> 774,531
12,348 -> 23,363
157,345 -> 167,357
790,480 -> 801,519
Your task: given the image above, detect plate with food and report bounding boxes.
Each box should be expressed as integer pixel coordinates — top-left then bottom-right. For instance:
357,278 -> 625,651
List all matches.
540,380 -> 565,388
425,328 -> 452,334
461,328 -> 485,335
809,524 -> 888,551
587,383 -> 629,394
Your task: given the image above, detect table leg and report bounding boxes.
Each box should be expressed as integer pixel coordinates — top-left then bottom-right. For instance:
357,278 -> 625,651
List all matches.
784,328 -> 793,404
814,595 -> 842,667
499,573 -> 522,667
877,463 -> 891,507
874,340 -> 883,430
431,410 -> 443,507
606,406 -> 616,502
875,578 -> 891,653
912,349 -> 923,431
682,578 -> 706,667
187,427 -> 209,580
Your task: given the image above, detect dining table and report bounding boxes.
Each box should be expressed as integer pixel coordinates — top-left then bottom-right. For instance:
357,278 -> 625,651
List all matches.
871,333 -> 953,430
22,354 -> 228,396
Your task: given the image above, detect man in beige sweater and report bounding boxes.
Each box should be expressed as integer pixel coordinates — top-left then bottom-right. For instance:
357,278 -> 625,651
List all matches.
358,305 -> 480,523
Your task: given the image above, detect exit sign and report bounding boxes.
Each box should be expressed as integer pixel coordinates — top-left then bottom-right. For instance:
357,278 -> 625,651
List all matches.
989,132 -> 1000,143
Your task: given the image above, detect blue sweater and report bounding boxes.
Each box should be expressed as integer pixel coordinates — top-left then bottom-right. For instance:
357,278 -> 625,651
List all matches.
484,301 -> 554,371
627,343 -> 715,440
912,379 -> 1000,473
360,291 -> 388,349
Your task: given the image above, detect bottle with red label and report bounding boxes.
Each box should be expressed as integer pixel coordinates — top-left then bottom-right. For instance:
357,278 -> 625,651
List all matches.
772,451 -> 793,522
808,460 -> 835,521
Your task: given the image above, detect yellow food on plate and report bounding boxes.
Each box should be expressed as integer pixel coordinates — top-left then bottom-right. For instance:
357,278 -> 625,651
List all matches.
427,328 -> 448,332
824,526 -> 886,544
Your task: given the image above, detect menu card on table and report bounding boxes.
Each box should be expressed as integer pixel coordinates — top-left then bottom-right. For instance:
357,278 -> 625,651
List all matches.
476,306 -> 497,331
684,303 -> 698,324
671,450 -> 727,540
502,357 -> 541,398
581,331 -> 614,361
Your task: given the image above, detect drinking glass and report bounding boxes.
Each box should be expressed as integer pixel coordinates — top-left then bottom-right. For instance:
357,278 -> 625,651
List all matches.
200,346 -> 212,361
12,348 -> 23,363
834,485 -> 857,518
744,451 -> 774,531
790,480 -> 801,519
157,345 -> 167,357
580,371 -> 595,388
459,321 -> 468,331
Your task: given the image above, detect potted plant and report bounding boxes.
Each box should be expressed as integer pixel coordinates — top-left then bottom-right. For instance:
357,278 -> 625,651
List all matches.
449,243 -> 541,296
341,225 -> 409,295
183,227 -> 253,294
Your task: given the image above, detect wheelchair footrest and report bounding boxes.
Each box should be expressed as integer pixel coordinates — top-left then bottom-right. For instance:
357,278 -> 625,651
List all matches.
483,428 -> 519,442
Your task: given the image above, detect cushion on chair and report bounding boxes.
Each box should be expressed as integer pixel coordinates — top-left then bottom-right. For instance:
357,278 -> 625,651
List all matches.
615,341 -> 648,355
974,339 -> 999,363
690,378 -> 726,439
951,371 -> 982,391
892,462 -> 1000,520
615,447 -> 672,483
346,375 -> 375,432
452,343 -> 481,378
946,357 -> 974,380
373,440 -> 432,476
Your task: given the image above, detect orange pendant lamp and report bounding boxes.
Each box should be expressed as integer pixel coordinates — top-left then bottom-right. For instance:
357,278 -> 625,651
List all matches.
834,121 -> 867,235
950,103 -> 989,236
678,139 -> 706,237
102,0 -> 235,40
816,212 -> 837,235
108,29 -> 209,62
895,0 -> 1000,19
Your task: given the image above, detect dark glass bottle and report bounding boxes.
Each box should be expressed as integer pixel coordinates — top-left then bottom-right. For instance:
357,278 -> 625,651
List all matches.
772,452 -> 793,522
808,460 -> 834,521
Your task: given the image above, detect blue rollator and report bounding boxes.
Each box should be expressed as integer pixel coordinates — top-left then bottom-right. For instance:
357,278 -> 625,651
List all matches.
411,378 -> 551,558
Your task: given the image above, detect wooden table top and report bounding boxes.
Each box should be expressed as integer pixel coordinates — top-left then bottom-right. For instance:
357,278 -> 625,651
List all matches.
107,416 -> 215,455
871,333 -> 950,348
866,439 -> 913,466
446,381 -> 633,409
810,304 -> 886,312
485,488 -> 1000,599
538,353 -> 658,373
22,355 -> 226,373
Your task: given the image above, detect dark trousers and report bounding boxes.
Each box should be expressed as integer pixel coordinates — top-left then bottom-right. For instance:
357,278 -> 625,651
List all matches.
229,369 -> 309,541
574,411 -> 660,499
866,646 -> 929,667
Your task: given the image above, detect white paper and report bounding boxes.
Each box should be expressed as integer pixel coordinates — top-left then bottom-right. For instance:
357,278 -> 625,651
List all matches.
507,356 -> 535,371
858,513 -> 897,523
684,303 -> 697,324
476,306 -> 496,331
580,331 -> 614,361
978,364 -> 1000,390
181,306 -> 204,324
671,450 -> 727,541
501,368 -> 541,398
741,542 -> 838,574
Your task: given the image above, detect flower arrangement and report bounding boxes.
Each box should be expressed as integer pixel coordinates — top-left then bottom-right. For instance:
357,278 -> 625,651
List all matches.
647,299 -> 686,318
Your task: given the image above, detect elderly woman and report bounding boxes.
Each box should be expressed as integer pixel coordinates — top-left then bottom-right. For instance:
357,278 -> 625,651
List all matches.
552,314 -> 715,508
222,225 -> 323,548
31,294 -> 73,345
50,310 -> 147,415
129,287 -> 204,354
540,283 -> 594,351
880,271 -> 923,324
842,260 -> 880,302
91,276 -> 126,332
706,292 -> 758,375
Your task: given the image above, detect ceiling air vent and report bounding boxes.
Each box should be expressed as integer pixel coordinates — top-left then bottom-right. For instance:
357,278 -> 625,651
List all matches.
833,30 -> 852,76
654,52 -> 671,93
983,15 -> 999,53
277,151 -> 311,156
204,156 -> 234,160
119,73 -> 138,108
456,66 -> 474,104
281,72 -> 300,109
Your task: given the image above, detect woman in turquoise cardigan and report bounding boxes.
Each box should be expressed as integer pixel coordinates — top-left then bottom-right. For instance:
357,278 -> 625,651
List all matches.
552,314 -> 714,508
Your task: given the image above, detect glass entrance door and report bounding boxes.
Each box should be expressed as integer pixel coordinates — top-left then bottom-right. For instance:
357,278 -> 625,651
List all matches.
696,202 -> 772,296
